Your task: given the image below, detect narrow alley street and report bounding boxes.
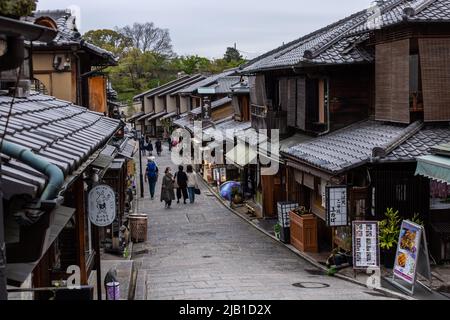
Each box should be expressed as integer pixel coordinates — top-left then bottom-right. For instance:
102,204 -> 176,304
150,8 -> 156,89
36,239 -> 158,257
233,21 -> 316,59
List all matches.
132,146 -> 393,300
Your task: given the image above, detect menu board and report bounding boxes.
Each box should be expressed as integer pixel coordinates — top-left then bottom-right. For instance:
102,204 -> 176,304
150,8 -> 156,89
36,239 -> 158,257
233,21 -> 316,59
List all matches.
326,186 -> 348,227
393,221 -> 422,285
352,221 -> 380,269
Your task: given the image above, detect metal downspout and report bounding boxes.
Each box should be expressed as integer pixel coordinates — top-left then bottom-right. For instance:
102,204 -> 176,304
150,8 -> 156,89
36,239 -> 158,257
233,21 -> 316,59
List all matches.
1,141 -> 64,203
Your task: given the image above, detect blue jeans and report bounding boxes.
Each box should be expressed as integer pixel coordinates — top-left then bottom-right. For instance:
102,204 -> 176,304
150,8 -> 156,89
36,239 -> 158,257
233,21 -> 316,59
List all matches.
188,187 -> 195,203
148,178 -> 157,199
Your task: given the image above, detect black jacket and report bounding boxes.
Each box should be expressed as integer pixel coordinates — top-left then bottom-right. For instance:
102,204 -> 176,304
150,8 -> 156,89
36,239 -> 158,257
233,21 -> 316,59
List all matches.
175,171 -> 188,188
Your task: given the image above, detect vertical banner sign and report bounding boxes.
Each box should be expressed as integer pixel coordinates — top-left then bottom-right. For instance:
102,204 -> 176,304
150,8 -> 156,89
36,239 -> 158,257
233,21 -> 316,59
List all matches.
326,186 -> 348,227
88,185 -> 116,227
352,221 -> 380,269
220,167 -> 227,183
391,220 -> 432,295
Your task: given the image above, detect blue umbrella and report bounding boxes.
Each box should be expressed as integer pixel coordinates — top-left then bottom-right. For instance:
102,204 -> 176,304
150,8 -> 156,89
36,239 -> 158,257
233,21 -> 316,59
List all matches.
219,181 -> 242,201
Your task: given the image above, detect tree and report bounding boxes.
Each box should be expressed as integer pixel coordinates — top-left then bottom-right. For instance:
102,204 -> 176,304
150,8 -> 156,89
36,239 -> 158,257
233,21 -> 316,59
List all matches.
170,55 -> 211,74
83,29 -> 131,56
118,22 -> 174,56
224,46 -> 243,63
0,0 -> 37,18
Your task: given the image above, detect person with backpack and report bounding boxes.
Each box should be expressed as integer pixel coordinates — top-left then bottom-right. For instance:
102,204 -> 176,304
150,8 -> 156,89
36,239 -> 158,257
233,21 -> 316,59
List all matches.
144,157 -> 159,200
155,139 -> 162,156
174,165 -> 188,204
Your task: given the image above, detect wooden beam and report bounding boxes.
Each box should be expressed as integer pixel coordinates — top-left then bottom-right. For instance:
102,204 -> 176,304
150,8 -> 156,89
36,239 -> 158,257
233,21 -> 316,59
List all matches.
74,177 -> 87,285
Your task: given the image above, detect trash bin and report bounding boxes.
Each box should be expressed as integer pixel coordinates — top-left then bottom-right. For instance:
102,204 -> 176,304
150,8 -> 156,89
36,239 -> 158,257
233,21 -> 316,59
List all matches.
129,214 -> 148,243
277,202 -> 298,244
106,282 -> 120,300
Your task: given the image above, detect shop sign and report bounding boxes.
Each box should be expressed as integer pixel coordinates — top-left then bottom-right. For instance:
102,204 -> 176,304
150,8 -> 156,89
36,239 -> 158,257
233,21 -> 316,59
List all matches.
220,167 -> 227,183
391,220 -> 432,295
88,184 -> 116,227
352,221 -> 380,269
326,186 -> 348,227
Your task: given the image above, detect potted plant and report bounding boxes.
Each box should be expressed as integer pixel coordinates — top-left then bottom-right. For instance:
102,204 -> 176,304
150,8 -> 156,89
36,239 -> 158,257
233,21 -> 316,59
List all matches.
274,223 -> 282,240
379,208 -> 401,268
231,186 -> 242,204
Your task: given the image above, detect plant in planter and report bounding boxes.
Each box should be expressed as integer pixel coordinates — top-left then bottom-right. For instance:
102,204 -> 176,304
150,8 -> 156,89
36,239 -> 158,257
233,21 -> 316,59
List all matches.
274,223 -> 282,240
379,208 -> 401,268
231,186 -> 242,204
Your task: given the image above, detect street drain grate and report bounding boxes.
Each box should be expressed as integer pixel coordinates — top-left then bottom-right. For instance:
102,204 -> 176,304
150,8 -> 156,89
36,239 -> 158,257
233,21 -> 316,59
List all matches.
187,231 -> 216,237
304,268 -> 326,276
292,282 -> 330,289
202,255 -> 212,259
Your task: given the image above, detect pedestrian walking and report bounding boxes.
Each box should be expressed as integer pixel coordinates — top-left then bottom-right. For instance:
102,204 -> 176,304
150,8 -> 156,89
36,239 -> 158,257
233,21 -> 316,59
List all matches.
168,137 -> 172,152
174,165 -> 188,204
139,135 -> 145,156
155,139 -> 162,156
186,165 -> 199,204
144,157 -> 159,200
146,140 -> 153,156
160,167 -> 175,208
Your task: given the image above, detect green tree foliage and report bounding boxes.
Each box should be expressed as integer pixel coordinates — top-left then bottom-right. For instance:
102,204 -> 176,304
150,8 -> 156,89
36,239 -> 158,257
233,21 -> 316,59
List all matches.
0,0 -> 37,18
83,29 -> 131,57
224,46 -> 243,62
85,23 -> 247,104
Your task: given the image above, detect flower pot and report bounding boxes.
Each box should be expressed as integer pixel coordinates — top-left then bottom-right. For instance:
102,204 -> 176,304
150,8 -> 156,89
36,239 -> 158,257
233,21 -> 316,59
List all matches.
381,249 -> 396,269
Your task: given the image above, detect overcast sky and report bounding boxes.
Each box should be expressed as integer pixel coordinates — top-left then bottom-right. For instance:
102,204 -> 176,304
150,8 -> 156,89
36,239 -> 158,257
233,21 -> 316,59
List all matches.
36,0 -> 374,59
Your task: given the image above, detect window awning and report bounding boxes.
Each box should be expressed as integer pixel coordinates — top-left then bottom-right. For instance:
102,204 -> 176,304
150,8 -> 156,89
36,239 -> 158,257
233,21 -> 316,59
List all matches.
127,112 -> 145,123
160,112 -> 177,120
415,155 -> 450,184
136,112 -> 156,122
147,111 -> 168,122
226,143 -> 258,168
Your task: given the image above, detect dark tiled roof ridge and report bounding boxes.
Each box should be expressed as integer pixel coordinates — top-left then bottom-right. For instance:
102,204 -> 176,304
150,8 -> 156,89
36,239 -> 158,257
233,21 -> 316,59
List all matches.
240,0 -> 402,72
133,75 -> 193,100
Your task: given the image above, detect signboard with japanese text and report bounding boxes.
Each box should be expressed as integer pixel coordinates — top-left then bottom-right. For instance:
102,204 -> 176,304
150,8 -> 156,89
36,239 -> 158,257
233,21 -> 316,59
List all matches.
352,221 -> 380,270
88,185 -> 116,227
326,186 -> 348,227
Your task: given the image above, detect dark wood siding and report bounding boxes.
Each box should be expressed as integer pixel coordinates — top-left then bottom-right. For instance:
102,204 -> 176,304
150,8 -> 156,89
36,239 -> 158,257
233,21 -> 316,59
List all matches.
297,78 -> 306,130
419,38 -> 450,122
375,39 -> 410,123
287,78 -> 297,127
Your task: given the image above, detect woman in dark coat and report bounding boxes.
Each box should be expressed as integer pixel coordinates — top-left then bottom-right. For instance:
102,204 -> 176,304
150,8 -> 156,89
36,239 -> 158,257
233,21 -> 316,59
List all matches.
160,167 -> 176,208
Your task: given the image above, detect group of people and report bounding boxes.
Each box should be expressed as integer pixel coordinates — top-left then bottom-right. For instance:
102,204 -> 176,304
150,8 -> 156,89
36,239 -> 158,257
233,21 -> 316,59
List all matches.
140,136 -> 163,157
145,157 -> 199,209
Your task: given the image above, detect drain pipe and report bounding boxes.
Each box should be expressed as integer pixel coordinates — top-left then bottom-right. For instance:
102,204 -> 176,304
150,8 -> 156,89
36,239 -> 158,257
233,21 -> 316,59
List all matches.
1,141 -> 65,204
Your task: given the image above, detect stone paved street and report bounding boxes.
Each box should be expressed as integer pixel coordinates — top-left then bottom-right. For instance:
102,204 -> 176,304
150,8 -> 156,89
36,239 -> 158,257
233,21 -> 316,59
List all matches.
133,146 -> 393,300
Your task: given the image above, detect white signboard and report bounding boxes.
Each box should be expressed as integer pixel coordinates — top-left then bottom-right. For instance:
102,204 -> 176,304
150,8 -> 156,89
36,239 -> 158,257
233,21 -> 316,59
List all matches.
352,221 -> 380,269
88,185 -> 116,227
326,186 -> 348,227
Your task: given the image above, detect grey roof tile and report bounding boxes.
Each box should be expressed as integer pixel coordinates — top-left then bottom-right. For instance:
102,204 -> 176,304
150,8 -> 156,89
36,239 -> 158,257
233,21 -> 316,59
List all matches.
283,120 -> 412,173
0,91 -> 120,198
242,0 -> 449,72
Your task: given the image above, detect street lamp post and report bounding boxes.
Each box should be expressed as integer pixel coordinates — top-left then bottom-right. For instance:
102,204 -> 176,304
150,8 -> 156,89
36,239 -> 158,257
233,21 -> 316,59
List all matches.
0,166 -> 7,300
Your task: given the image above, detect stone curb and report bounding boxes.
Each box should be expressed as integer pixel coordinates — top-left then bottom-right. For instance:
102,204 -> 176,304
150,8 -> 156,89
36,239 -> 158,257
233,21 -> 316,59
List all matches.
200,178 -> 414,301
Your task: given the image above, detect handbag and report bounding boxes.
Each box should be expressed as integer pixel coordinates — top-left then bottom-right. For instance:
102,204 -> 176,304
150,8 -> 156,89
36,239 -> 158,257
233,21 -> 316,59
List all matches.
194,188 -> 201,195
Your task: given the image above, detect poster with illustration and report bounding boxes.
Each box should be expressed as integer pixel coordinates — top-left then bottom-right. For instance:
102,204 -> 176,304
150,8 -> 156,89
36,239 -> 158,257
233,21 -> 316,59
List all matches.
393,221 -> 422,284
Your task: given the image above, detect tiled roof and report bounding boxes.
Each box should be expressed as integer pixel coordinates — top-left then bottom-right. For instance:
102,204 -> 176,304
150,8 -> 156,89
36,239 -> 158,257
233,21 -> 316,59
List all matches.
31,10 -> 117,65
0,92 -> 120,199
283,120 -> 415,174
242,0 -> 449,72
384,125 -> 450,161
177,69 -> 239,95
133,75 -> 196,100
190,97 -> 232,115
204,76 -> 242,94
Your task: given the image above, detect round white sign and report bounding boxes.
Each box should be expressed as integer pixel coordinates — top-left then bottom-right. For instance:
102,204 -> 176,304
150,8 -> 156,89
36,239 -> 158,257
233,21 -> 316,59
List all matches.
88,185 -> 116,227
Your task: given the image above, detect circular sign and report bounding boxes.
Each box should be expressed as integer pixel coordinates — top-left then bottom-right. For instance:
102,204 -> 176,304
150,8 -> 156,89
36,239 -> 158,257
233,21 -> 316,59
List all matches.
88,185 -> 116,227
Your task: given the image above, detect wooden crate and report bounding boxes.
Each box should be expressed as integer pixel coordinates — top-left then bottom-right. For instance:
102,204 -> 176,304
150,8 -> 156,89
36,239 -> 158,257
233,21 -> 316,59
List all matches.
129,215 -> 148,243
289,212 -> 318,253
